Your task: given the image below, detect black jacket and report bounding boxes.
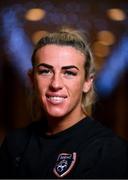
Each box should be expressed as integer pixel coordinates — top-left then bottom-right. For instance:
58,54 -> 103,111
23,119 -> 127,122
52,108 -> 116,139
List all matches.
0,117 -> 128,178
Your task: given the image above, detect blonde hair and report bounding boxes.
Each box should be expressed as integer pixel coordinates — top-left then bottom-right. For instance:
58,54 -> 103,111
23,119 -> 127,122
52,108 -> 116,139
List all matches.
30,27 -> 96,120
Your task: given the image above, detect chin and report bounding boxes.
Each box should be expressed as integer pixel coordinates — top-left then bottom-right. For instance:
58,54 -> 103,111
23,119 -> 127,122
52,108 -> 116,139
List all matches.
45,105 -> 67,116
45,109 -> 68,119
47,112 -> 66,118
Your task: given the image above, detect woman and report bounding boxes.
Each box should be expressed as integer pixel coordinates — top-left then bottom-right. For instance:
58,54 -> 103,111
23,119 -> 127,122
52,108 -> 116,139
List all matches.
0,27 -> 127,178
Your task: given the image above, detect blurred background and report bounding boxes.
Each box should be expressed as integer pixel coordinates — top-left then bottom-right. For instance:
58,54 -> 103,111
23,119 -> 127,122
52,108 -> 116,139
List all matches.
0,0 -> 128,143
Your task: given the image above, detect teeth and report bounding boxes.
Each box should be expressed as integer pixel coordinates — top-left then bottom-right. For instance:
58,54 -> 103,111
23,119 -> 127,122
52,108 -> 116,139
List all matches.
47,96 -> 65,103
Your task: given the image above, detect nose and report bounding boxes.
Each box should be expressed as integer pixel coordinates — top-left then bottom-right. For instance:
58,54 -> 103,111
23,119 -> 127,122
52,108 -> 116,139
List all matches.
49,73 -> 63,91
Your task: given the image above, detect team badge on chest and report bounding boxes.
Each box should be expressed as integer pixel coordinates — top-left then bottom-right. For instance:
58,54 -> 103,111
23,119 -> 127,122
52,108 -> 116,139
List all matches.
53,152 -> 77,178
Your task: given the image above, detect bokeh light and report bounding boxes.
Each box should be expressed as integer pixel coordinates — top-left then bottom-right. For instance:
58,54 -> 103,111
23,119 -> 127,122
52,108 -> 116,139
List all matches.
25,8 -> 46,21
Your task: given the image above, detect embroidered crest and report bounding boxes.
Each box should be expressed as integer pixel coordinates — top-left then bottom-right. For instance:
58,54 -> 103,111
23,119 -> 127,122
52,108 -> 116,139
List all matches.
53,152 -> 77,178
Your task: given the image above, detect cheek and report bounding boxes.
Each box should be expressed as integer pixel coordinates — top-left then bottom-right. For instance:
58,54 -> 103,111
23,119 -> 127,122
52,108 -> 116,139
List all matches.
34,77 -> 48,95
68,79 -> 85,96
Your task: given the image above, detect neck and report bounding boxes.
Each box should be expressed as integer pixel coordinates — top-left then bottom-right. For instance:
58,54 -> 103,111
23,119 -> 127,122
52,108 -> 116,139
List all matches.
46,110 -> 87,135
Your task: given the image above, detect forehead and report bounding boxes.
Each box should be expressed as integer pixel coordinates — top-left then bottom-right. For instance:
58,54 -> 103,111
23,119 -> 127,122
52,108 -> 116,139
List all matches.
35,44 -> 86,67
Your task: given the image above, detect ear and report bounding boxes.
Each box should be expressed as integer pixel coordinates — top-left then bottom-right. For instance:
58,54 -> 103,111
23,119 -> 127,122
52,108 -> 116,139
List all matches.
83,77 -> 93,93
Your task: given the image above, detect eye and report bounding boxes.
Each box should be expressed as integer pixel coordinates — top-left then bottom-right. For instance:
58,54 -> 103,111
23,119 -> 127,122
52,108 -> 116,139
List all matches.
64,70 -> 77,76
37,69 -> 52,75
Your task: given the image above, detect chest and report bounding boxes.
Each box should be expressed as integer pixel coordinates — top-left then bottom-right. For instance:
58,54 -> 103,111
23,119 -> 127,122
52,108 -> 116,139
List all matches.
16,134 -> 92,178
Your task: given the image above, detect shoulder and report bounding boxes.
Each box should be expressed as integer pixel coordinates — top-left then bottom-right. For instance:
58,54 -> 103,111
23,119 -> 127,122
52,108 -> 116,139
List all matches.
0,120 -> 43,155
81,117 -> 128,162
79,117 -> 128,178
84,117 -> 127,143
6,120 -> 43,139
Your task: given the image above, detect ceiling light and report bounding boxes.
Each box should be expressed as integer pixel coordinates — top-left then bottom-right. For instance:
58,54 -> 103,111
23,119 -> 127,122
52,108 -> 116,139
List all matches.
92,41 -> 110,58
97,30 -> 115,46
25,8 -> 46,21
107,8 -> 126,21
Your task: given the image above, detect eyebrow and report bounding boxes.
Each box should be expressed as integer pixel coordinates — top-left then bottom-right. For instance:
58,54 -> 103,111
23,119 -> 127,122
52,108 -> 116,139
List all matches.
36,63 -> 53,69
35,63 -> 79,70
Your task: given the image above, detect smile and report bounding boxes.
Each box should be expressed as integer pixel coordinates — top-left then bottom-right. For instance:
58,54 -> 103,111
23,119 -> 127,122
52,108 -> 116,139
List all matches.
47,96 -> 66,104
